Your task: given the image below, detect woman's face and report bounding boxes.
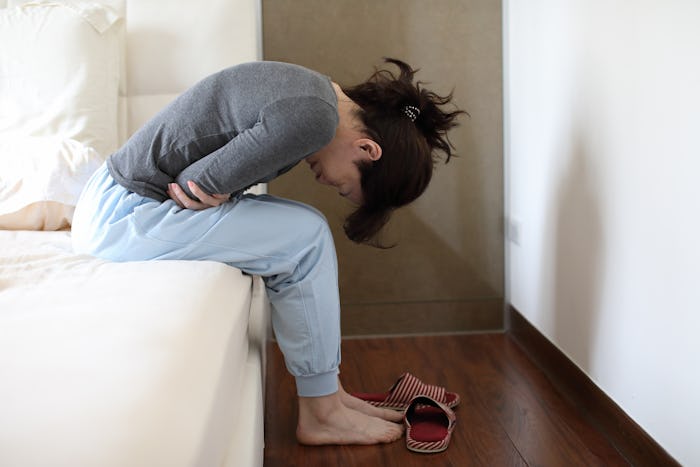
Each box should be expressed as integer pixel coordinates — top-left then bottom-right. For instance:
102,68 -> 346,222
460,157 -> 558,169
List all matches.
305,142 -> 365,205
305,124 -> 382,205
305,90 -> 382,205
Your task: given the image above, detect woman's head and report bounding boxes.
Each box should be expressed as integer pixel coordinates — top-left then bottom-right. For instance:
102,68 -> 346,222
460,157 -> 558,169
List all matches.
342,58 -> 466,245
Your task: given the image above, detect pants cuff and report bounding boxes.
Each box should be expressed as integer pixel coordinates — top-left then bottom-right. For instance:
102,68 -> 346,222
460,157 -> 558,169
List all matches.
295,370 -> 339,397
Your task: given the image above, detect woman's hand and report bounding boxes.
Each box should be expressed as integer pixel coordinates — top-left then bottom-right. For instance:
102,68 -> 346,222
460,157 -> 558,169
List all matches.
167,181 -> 231,210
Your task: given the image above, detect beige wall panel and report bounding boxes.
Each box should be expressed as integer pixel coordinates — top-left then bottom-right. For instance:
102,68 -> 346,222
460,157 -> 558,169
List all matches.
263,0 -> 503,334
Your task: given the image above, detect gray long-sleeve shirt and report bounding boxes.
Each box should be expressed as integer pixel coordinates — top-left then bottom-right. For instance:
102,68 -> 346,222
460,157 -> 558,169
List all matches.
107,61 -> 339,201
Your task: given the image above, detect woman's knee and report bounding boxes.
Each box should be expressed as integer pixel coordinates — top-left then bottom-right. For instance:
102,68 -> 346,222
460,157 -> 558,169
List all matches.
253,196 -> 336,274
290,206 -> 334,262
254,195 -> 333,244
294,203 -> 332,241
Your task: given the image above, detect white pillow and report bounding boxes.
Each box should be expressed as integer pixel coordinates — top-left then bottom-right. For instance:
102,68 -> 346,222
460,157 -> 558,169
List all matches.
0,2 -> 124,230
0,137 -> 102,230
0,2 -> 122,156
8,0 -> 125,16
7,0 -> 128,143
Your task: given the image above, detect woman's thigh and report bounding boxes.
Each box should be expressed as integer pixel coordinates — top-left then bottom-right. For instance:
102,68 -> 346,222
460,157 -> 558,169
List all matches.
129,193 -> 333,277
73,164 -> 334,277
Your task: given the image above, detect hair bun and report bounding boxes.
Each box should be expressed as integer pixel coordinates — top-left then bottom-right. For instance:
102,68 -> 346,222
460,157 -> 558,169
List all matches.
340,58 -> 467,245
381,57 -> 466,163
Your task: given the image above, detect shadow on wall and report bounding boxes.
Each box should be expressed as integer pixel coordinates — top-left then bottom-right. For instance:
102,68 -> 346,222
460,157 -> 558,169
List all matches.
270,162 -> 500,305
337,204 -> 500,303
333,200 -> 504,335
551,135 -> 604,371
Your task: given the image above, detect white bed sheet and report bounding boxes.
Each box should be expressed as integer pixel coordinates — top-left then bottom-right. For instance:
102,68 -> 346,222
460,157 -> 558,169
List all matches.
0,230 -> 265,466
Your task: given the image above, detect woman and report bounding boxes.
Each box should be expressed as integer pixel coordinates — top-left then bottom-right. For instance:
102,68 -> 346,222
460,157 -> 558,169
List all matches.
72,58 -> 464,445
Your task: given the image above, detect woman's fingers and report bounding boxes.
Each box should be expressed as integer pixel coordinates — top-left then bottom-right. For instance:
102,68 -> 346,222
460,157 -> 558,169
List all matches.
168,182 -> 206,210
187,181 -> 231,207
166,183 -> 186,208
187,181 -> 221,207
167,181 -> 231,210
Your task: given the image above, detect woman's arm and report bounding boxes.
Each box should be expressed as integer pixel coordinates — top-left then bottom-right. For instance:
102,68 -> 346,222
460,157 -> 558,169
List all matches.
173,96 -> 338,200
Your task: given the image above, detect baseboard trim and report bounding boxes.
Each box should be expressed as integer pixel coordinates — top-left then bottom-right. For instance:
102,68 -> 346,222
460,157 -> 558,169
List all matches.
506,305 -> 680,467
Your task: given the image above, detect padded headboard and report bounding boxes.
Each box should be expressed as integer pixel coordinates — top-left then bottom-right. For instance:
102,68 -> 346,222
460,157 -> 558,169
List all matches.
4,0 -> 261,139
124,0 -> 262,137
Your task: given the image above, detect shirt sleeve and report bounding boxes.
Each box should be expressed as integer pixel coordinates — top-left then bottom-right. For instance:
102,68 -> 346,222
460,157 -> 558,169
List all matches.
174,95 -> 338,198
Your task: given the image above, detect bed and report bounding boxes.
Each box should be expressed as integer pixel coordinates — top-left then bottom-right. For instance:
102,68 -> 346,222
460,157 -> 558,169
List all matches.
0,1 -> 270,466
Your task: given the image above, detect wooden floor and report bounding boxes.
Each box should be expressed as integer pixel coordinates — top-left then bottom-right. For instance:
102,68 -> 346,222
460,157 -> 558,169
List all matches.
264,333 -> 636,467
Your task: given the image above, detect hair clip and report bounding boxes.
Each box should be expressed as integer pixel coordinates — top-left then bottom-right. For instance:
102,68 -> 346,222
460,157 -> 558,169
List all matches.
403,105 -> 420,122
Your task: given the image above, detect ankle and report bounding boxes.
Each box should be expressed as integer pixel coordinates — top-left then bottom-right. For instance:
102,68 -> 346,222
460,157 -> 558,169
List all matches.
298,392 -> 344,424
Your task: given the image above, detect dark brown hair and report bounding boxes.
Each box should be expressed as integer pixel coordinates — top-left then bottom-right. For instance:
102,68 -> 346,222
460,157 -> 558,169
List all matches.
342,58 -> 466,246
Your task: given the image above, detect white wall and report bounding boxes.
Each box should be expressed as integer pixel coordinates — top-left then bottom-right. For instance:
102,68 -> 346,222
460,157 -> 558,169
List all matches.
504,1 -> 700,464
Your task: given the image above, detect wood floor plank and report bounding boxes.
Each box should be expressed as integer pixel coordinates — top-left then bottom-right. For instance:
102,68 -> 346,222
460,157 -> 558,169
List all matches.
497,336 -> 630,465
441,335 -> 589,466
507,306 -> 680,466
458,335 -> 627,466
264,334 -> 630,466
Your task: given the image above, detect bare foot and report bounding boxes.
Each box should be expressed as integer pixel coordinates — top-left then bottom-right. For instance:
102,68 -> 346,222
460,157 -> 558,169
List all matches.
337,380 -> 403,423
296,392 -> 404,446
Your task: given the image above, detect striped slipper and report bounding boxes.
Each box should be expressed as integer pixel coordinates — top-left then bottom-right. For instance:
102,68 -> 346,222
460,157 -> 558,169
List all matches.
404,395 -> 457,454
351,373 -> 460,411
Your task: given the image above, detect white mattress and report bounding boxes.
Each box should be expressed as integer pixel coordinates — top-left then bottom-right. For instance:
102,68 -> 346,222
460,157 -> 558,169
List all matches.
0,230 -> 267,466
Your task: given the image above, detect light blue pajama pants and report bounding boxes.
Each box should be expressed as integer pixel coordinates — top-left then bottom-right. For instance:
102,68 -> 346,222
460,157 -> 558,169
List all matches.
72,163 -> 340,397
